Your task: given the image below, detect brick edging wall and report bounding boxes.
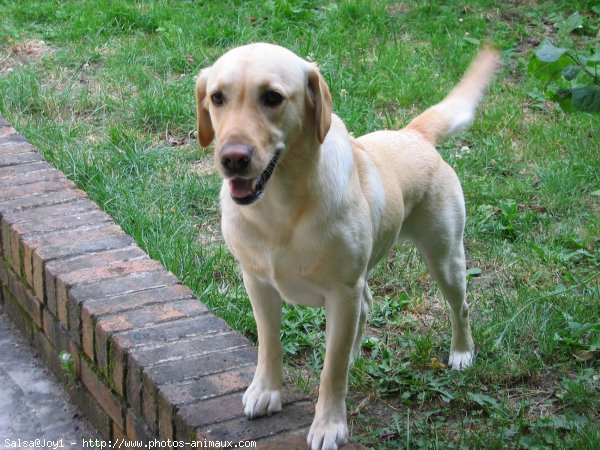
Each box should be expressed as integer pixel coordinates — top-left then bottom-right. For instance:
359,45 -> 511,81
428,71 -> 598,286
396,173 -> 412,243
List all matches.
0,117 -> 317,449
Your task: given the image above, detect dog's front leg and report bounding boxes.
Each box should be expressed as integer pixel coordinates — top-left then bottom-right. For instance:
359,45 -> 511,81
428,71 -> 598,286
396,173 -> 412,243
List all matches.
242,271 -> 284,419
308,285 -> 361,450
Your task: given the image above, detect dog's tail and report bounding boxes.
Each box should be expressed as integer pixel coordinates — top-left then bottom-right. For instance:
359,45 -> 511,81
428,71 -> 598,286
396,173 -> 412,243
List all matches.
406,47 -> 501,146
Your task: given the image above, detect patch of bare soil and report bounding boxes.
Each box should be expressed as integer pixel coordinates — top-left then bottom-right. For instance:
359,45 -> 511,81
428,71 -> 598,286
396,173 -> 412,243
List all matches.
192,150 -> 215,176
0,39 -> 54,74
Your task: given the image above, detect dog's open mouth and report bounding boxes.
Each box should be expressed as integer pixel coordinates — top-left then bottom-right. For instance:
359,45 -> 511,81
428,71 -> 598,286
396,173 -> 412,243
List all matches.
228,150 -> 281,205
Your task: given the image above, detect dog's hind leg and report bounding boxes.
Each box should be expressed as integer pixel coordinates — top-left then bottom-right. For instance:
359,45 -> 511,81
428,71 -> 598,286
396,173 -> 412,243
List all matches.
404,169 -> 474,370
417,233 -> 474,371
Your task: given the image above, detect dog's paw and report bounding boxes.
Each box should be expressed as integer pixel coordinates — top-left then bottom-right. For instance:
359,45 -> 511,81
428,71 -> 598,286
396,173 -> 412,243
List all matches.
448,350 -> 474,371
242,383 -> 282,419
307,416 -> 349,450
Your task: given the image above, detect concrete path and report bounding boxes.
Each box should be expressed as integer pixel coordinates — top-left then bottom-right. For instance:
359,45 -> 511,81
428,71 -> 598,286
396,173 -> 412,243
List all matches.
0,307 -> 99,449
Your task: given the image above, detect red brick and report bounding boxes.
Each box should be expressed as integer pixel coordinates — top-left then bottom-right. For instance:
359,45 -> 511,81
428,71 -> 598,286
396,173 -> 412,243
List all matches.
70,379 -> 112,439
56,257 -> 163,331
60,257 -> 163,288
46,245 -> 146,277
0,161 -> 53,178
12,207 -> 110,238
26,212 -> 116,298
124,332 -> 251,419
158,393 -> 174,440
0,131 -> 27,142
0,177 -> 75,201
1,198 -> 96,224
86,284 -> 195,370
2,285 -> 34,342
88,297 -> 204,363
81,359 -> 124,429
142,346 -> 257,386
2,197 -> 93,276
112,422 -> 127,445
114,314 -> 232,355
160,366 -> 255,409
112,423 -> 146,450
0,152 -> 43,167
12,213 -> 114,283
131,331 -> 248,368
32,326 -> 69,384
44,245 -> 146,314
112,315 -> 237,397
175,392 -> 245,435
0,126 -> 16,137
1,200 -> 100,261
42,307 -> 70,352
6,264 -> 43,328
126,409 -> 152,443
196,400 -> 314,443
85,283 -> 194,317
0,188 -> 87,215
142,373 -> 159,434
33,234 -> 136,315
66,270 -> 179,345
0,135 -> 34,152
0,167 -> 65,189
0,256 -> 8,286
25,223 -> 125,286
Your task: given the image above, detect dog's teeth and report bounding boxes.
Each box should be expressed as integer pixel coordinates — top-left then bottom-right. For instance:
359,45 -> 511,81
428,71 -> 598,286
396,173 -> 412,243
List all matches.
251,178 -> 260,191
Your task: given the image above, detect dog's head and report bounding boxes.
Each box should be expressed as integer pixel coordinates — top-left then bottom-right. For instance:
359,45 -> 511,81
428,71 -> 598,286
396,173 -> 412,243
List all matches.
195,43 -> 332,205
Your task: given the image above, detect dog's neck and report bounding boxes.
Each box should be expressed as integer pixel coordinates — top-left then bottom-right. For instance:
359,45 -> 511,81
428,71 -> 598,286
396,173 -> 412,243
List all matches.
263,116 -> 354,212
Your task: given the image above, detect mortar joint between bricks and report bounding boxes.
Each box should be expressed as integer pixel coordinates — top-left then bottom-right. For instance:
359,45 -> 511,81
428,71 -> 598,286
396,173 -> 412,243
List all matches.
138,343 -> 254,370
126,329 -> 239,354
105,338 -> 119,391
140,371 -> 154,433
89,311 -> 97,364
93,293 -> 197,319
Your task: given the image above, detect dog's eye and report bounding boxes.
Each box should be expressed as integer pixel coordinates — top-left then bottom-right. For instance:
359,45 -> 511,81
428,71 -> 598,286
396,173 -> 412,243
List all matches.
262,90 -> 284,108
211,92 -> 225,106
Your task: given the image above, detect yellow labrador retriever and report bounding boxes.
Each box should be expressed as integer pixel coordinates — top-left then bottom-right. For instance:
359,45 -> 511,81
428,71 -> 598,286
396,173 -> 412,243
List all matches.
195,43 -> 499,450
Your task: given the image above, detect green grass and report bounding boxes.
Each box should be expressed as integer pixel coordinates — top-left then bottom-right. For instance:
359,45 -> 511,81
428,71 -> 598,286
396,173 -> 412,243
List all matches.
1,1 -> 599,448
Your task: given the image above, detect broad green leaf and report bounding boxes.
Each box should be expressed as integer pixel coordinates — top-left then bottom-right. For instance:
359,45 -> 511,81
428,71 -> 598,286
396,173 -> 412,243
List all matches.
557,12 -> 584,35
535,40 -> 568,63
552,89 -> 574,112
466,267 -> 482,277
562,65 -> 580,81
572,86 -> 600,113
467,392 -> 500,408
529,41 -> 572,83
462,36 -> 480,46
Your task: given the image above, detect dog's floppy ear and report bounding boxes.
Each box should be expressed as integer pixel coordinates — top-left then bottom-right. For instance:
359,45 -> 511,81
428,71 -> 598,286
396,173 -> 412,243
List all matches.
195,69 -> 214,148
307,65 -> 332,144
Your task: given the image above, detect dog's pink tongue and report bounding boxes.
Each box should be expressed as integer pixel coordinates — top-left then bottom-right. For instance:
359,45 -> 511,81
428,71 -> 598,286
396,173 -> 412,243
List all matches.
229,178 -> 254,198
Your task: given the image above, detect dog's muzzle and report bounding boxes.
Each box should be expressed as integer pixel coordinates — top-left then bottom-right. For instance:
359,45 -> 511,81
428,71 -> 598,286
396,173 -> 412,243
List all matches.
220,145 -> 281,205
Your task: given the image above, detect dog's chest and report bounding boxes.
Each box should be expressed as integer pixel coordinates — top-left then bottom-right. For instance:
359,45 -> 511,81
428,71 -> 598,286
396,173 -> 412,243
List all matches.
224,218 -> 360,307
237,237 -> 331,307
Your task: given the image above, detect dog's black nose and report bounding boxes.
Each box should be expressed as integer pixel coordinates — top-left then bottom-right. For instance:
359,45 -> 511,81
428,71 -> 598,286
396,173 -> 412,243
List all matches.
220,144 -> 252,174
